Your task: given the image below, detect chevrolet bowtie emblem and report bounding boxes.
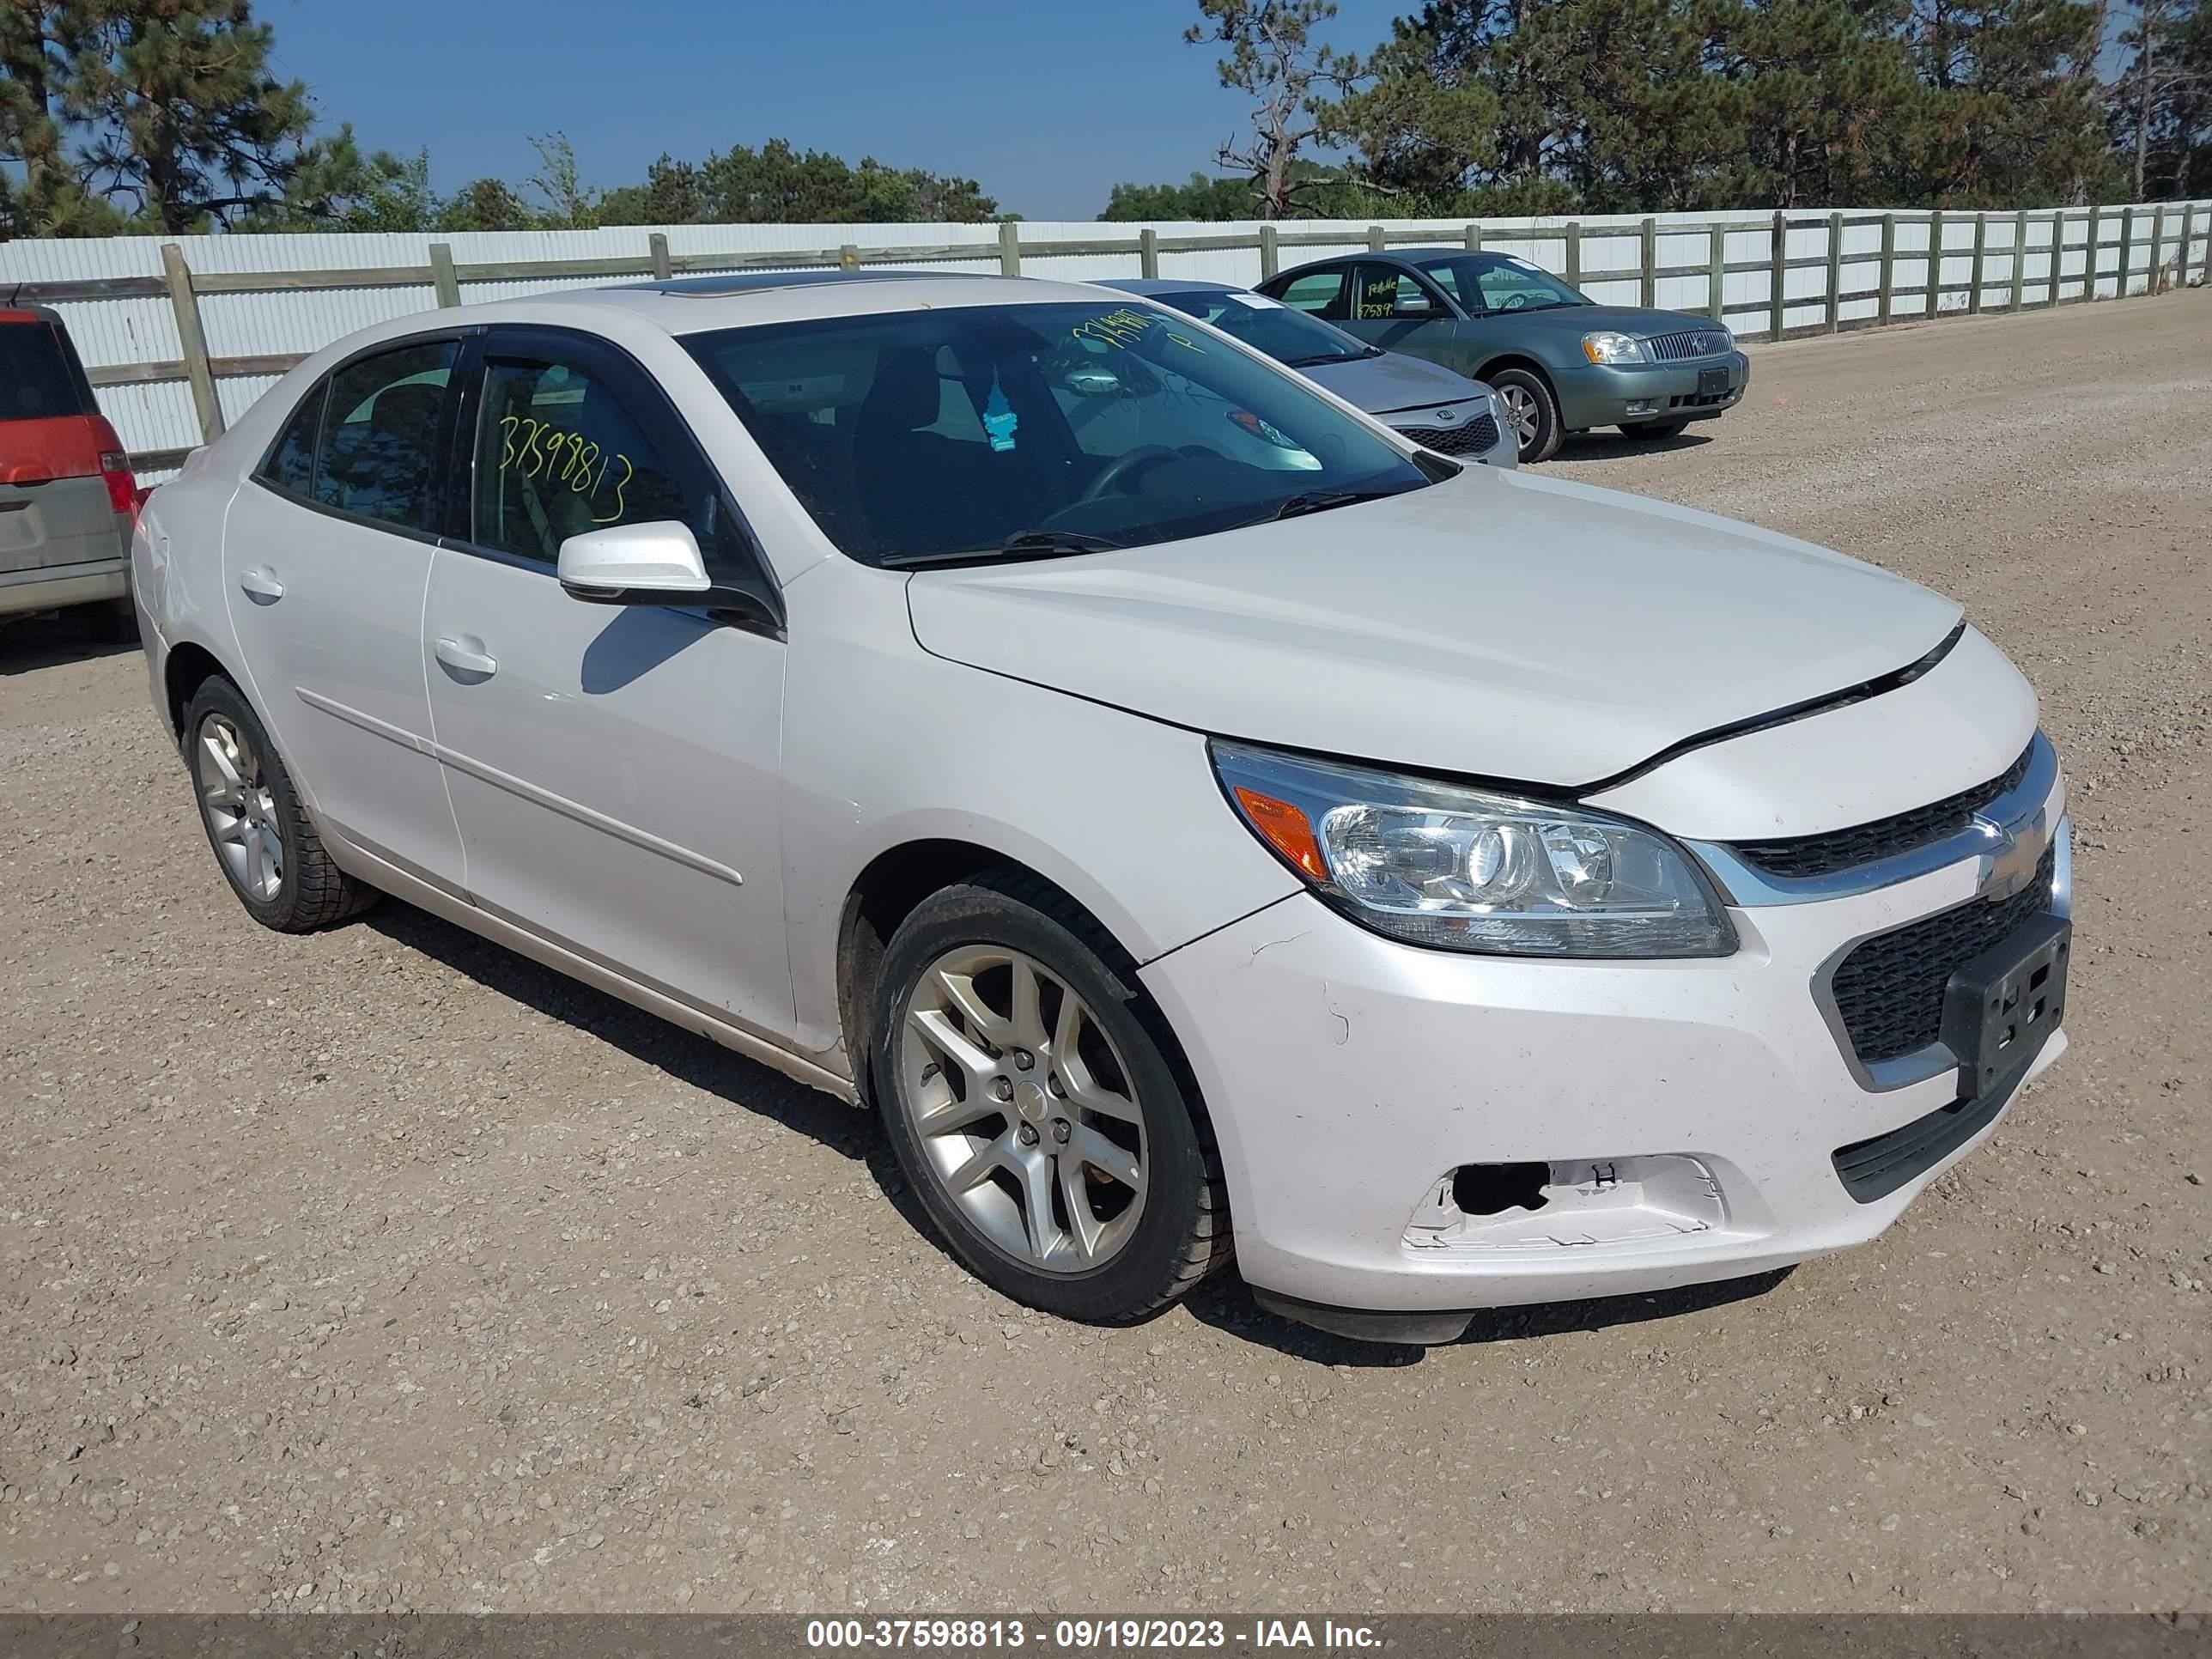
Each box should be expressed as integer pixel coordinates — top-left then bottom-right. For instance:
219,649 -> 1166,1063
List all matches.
1974,809 -> 2047,902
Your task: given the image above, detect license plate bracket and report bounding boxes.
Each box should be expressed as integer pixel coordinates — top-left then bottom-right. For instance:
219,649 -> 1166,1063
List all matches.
1941,914 -> 2070,1098
1697,366 -> 1732,396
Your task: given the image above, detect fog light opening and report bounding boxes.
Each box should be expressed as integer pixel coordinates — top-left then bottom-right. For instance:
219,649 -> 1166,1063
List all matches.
1450,1162 -> 1551,1217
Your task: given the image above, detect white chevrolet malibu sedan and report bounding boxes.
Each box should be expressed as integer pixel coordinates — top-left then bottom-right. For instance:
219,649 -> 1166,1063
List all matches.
133,270 -> 2071,1344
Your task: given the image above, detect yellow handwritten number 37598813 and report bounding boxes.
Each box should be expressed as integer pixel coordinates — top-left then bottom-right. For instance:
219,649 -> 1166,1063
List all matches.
497,414 -> 634,523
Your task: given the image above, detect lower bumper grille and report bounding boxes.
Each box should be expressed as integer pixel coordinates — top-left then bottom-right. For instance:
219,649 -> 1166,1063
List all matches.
1399,413 -> 1501,457
1829,844 -> 2058,1066
1832,1050 -> 2036,1202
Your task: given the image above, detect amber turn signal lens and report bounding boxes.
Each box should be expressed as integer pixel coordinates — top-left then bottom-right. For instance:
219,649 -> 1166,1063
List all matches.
1232,786 -> 1328,884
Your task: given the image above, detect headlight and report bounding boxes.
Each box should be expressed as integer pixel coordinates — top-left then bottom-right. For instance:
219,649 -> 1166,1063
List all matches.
1581,331 -> 1650,365
1212,742 -> 1736,958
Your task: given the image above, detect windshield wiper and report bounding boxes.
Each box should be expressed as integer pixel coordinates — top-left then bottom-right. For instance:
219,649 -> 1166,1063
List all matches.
1282,351 -> 1364,368
876,529 -> 1126,569
1261,488 -> 1402,524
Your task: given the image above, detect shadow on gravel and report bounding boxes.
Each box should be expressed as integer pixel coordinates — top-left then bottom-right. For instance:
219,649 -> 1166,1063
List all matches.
368,902 -> 896,1176
1186,1266 -> 1795,1365
1553,428 -> 1714,464
0,612 -> 138,674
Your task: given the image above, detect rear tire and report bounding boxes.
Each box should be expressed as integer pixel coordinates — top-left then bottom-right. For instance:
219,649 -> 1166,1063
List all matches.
183,676 -> 380,933
1620,417 -> 1690,440
1490,368 -> 1562,463
871,868 -> 1230,1324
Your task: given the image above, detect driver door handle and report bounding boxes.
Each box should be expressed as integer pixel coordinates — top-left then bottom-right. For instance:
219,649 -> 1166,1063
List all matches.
239,567 -> 284,603
434,635 -> 498,678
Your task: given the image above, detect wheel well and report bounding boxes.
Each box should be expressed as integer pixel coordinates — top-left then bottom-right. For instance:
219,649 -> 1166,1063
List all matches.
163,641 -> 230,739
1474,354 -> 1555,395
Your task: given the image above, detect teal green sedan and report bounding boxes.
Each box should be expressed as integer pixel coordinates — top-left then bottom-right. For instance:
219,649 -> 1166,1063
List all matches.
1257,249 -> 1751,463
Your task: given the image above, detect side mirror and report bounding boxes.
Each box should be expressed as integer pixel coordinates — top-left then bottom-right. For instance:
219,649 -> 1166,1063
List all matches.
556,521 -> 712,602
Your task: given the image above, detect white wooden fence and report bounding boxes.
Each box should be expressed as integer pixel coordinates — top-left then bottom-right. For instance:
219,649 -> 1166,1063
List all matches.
4,201 -> 2206,479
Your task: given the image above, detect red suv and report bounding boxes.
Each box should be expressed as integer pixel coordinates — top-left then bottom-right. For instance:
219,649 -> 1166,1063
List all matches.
2,303 -> 138,639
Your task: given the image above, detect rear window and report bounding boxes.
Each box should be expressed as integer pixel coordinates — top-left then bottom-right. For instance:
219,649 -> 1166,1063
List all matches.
0,317 -> 93,423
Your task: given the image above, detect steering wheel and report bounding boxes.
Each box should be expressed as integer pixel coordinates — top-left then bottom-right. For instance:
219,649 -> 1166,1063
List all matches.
1081,445 -> 1180,502
1500,292 -> 1529,311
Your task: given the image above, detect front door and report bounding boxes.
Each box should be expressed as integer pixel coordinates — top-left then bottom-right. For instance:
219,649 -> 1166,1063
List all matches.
1341,264 -> 1463,365
421,326 -> 793,1039
222,337 -> 467,890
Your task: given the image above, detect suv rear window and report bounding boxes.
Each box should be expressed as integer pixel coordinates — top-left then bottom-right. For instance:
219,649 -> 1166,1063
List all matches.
0,316 -> 94,423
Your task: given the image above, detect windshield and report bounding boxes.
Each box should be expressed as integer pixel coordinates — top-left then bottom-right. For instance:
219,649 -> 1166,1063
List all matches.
1414,253 -> 1590,315
1145,289 -> 1373,368
683,301 -> 1431,567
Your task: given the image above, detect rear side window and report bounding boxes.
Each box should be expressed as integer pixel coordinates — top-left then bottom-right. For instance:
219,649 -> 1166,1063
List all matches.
261,383 -> 326,495
0,319 -> 92,423
1273,270 -> 1349,320
312,341 -> 458,532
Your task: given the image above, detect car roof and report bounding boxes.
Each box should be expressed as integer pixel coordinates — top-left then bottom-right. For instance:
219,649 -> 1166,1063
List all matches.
527,268 -> 1128,336
1096,277 -> 1243,296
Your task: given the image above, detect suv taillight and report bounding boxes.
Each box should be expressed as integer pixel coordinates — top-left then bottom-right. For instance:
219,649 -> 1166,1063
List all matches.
98,450 -> 136,517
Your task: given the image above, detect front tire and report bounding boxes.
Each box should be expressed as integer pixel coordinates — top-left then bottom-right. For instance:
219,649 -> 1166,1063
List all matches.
184,676 -> 379,933
871,870 -> 1229,1324
1490,368 -> 1562,463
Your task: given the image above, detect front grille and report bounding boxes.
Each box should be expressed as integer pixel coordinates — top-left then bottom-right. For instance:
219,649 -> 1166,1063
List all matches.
1648,329 -> 1730,362
1734,742 -> 2035,878
1829,843 -> 2057,1066
1399,412 -> 1502,457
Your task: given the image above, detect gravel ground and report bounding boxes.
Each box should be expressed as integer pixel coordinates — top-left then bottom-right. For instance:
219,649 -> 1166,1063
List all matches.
2,293 -> 2207,1617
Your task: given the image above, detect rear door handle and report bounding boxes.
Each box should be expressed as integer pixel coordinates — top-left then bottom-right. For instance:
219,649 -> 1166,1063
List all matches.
434,635 -> 498,679
239,567 -> 284,604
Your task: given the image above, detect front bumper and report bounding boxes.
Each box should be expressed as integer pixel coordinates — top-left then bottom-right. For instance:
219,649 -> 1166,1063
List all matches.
1554,350 -> 1751,430
1376,398 -> 1517,468
1139,817 -> 2068,1329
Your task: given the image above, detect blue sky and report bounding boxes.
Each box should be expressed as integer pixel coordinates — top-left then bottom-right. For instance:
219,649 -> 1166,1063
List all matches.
261,0 -> 1414,222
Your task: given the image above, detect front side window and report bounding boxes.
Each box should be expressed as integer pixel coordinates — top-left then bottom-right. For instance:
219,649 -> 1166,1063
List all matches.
312,341 -> 458,532
684,301 -> 1434,567
1415,253 -> 1589,314
1354,268 -> 1447,320
471,354 -> 690,565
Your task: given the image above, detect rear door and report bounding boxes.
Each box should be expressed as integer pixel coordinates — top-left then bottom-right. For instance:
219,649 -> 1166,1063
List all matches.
0,311 -> 126,589
421,325 -> 793,1039
222,335 -> 467,890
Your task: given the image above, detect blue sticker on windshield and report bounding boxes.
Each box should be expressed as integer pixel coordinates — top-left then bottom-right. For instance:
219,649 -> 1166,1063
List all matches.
982,375 -> 1018,452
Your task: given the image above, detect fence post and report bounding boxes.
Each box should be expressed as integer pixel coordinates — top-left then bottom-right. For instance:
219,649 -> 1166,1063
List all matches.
2182,203 -> 2198,288
1565,222 -> 1583,288
998,219 -> 1023,277
1824,210 -> 1843,331
1966,213 -> 1987,313
2150,204 -> 2168,290
1768,210 -> 1786,340
1707,222 -> 1726,322
1139,227 -> 1159,279
649,233 -> 673,280
160,243 -> 223,444
1925,210 -> 1943,317
2045,211 -> 2063,306
1876,211 -> 1896,324
1463,222 -> 1483,253
2087,204 -> 2102,299
428,242 -> 462,308
1366,223 -> 1386,252
2118,206 -> 2136,297
1258,223 -> 1279,282
1640,216 -> 1657,309
838,243 -> 860,272
2008,210 -> 2027,310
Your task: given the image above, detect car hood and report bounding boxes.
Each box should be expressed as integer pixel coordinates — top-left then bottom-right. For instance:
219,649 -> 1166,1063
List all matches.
1301,349 -> 1487,415
1517,304 -> 1732,342
904,469 -> 1962,789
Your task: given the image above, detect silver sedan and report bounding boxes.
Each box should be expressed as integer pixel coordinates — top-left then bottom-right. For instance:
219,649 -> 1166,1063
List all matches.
1098,278 -> 1516,467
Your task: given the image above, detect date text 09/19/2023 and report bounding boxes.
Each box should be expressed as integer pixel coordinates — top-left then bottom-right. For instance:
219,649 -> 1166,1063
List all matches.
804,1618 -> 1382,1650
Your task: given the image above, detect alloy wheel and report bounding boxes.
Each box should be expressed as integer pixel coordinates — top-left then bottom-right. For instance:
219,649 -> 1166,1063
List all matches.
196,714 -> 284,902
897,945 -> 1147,1273
1499,384 -> 1540,447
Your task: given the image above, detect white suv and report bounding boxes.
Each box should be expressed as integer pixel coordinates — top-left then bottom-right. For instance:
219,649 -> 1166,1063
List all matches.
134,272 -> 2071,1344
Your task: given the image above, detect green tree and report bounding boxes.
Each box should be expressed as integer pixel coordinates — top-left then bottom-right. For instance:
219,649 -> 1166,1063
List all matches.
597,139 -> 999,224
64,0 -> 320,232
2,2 -> 124,234
244,131 -> 441,230
522,131 -> 601,229
1186,0 -> 1366,217
436,175 -> 534,232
